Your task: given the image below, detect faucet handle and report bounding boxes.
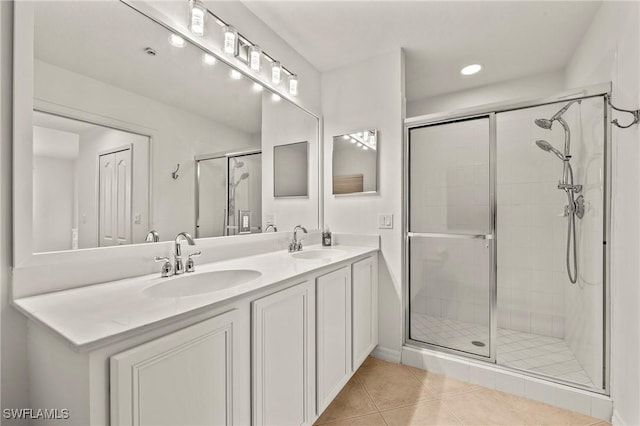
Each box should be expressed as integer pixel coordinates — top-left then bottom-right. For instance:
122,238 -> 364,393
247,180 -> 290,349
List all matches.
185,251 -> 202,273
154,256 -> 173,277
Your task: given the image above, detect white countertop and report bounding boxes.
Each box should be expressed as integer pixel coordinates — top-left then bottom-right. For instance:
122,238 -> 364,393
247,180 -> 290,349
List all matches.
14,245 -> 377,351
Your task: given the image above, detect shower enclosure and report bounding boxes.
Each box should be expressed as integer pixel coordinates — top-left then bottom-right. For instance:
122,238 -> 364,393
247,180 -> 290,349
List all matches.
196,150 -> 262,237
405,86 -> 609,393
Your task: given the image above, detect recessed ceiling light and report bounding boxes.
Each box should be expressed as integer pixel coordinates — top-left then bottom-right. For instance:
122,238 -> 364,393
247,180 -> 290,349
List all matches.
168,34 -> 186,48
460,64 -> 482,76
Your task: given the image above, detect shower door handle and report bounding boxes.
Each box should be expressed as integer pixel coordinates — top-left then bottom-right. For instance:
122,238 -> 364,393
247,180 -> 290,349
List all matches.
408,232 -> 494,240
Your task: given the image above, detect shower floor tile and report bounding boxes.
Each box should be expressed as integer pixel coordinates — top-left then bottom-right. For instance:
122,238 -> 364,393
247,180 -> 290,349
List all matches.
410,313 -> 595,388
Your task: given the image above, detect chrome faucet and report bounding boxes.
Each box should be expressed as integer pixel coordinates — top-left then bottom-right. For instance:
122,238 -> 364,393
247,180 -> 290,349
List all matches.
174,232 -> 195,275
264,224 -> 278,232
289,225 -> 308,252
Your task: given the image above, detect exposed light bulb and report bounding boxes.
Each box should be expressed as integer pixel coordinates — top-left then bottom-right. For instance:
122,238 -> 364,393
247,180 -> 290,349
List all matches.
271,61 -> 282,84
189,0 -> 206,36
288,74 -> 298,96
252,83 -> 263,92
271,93 -> 281,102
230,69 -> 242,80
168,34 -> 186,48
363,132 -> 369,142
223,26 -> 238,56
202,53 -> 216,65
248,45 -> 262,72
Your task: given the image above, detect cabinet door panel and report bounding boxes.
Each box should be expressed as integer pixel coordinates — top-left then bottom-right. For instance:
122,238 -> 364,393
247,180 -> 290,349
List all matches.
352,256 -> 378,370
110,310 -> 240,426
252,281 -> 315,426
316,266 -> 351,413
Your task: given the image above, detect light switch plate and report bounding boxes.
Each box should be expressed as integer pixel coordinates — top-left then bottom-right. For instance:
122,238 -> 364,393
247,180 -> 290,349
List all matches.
378,214 -> 393,229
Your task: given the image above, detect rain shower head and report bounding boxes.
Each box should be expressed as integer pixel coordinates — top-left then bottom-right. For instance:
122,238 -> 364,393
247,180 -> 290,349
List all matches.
535,140 -> 566,161
534,118 -> 553,129
534,100 -> 581,130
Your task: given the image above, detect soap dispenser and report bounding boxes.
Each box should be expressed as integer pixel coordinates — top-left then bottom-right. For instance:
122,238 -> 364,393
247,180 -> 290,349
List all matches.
322,226 -> 332,247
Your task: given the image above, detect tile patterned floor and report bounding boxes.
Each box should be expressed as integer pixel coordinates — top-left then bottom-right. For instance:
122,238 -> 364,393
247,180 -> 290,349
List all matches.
314,357 -> 608,426
410,314 -> 594,387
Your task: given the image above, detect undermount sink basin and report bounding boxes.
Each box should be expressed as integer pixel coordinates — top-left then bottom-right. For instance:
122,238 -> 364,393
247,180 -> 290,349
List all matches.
143,269 -> 262,298
291,249 -> 347,260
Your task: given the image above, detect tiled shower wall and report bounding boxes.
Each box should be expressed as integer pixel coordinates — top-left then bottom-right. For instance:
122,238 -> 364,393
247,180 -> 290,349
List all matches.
496,98 -> 604,387
409,119 -> 491,328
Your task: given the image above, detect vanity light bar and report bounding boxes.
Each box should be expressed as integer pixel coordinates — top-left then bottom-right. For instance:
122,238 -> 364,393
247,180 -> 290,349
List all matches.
192,5 -> 298,93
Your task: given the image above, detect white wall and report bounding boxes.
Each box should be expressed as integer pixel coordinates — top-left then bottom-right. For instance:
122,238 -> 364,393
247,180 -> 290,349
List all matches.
407,71 -> 565,118
33,156 -> 76,252
1,0 -> 31,420
262,94 -> 319,232
564,2 -> 640,424
35,60 -> 257,243
322,50 -> 405,357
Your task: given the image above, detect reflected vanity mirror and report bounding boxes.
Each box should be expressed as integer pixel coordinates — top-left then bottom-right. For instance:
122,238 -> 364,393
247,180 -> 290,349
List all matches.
332,130 -> 378,195
273,141 -> 309,197
21,0 -> 320,256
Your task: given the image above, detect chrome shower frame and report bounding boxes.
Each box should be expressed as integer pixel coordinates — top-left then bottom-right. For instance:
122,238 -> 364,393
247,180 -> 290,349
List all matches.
402,83 -> 612,395
195,148 -> 261,238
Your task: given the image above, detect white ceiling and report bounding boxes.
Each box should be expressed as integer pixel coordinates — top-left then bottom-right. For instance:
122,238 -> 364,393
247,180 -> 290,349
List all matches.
243,1 -> 601,101
34,1 -> 262,133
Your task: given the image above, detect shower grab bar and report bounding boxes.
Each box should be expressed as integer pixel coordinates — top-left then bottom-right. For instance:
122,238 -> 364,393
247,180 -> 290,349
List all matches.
408,232 -> 494,240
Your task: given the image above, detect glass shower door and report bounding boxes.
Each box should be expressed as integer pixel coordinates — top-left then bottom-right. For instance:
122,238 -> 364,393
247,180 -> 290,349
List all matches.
407,116 -> 494,358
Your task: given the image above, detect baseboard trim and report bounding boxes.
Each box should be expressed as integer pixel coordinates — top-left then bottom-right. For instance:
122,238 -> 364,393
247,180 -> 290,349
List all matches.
612,409 -> 626,426
370,345 -> 401,363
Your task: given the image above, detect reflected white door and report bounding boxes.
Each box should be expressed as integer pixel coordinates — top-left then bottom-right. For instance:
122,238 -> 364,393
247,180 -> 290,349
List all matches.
99,148 -> 132,246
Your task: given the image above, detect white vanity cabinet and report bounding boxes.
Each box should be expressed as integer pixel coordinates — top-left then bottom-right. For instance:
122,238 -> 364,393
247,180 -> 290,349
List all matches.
110,309 -> 247,426
21,248 -> 378,426
252,280 -> 316,426
351,256 -> 378,370
316,266 -> 352,413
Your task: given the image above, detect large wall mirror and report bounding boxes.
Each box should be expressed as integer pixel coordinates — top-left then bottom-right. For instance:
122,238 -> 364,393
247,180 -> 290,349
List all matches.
332,130 -> 378,195
17,1 -> 320,258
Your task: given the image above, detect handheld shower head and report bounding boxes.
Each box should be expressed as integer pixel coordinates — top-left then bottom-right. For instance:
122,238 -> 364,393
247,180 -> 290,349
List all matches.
535,140 -> 566,161
231,172 -> 250,188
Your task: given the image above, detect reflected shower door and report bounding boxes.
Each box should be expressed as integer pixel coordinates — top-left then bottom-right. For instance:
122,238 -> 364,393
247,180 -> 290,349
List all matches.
196,157 -> 227,238
408,116 -> 494,358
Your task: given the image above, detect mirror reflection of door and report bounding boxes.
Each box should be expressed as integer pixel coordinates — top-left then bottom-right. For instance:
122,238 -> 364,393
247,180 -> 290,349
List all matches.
196,152 -> 262,238
197,157 -> 227,238
98,148 -> 132,247
32,111 -> 150,252
227,153 -> 262,235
